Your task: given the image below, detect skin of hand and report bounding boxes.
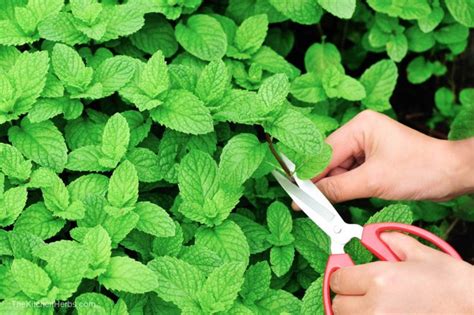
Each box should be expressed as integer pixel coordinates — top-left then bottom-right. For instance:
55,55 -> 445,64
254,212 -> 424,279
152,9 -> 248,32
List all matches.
306,110 -> 474,204
330,232 -> 474,315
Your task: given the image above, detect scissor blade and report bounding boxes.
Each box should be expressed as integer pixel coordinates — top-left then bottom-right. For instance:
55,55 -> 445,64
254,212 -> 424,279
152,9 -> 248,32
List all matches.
272,170 -> 339,237
279,153 -> 337,212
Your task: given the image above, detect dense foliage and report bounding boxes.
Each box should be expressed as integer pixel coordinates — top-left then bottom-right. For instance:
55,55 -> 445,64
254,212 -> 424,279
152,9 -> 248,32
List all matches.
0,0 -> 473,314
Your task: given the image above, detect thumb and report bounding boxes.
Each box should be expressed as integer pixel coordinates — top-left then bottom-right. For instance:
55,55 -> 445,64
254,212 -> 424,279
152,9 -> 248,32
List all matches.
380,232 -> 428,261
315,165 -> 373,203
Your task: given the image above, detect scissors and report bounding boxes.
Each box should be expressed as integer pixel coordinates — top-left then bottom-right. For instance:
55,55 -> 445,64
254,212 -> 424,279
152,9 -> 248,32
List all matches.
271,154 -> 461,315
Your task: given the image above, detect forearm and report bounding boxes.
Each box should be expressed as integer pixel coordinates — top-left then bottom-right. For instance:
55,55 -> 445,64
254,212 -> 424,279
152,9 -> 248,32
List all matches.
445,137 -> 474,196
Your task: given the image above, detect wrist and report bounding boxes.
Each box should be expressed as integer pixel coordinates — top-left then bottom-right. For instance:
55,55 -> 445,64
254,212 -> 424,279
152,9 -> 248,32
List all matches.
444,138 -> 474,196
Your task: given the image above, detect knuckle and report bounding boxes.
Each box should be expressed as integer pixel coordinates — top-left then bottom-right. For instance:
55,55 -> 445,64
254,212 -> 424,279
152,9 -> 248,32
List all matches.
356,109 -> 379,122
332,295 -> 343,314
322,179 -> 342,203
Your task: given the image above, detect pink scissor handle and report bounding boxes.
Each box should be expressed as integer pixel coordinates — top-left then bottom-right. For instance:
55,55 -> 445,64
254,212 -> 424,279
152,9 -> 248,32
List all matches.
323,254 -> 355,315
361,223 -> 461,261
323,223 -> 461,315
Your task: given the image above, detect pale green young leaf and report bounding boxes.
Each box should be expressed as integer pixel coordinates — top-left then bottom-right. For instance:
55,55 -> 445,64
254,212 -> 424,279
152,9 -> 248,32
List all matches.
317,0 -> 356,19
254,289 -> 302,313
336,76 -> 366,101
8,118 -> 67,173
8,230 -> 45,262
195,60 -> 230,106
28,98 -> 66,123
101,113 -> 130,167
268,0 -> 323,25
264,107 -> 323,155
213,89 -> 270,124
107,160 -> 139,209
301,277 -> 324,315
82,225 -> 111,277
148,256 -> 205,309
100,3 -> 145,42
14,203 -> 65,240
197,262 -> 246,314
280,142 -> 332,180
0,143 -> 32,181
68,174 -> 108,203
234,14 -> 268,55
152,221 -> 184,258
31,168 -> 69,214
70,0 -> 102,25
75,292 -> 114,315
11,258 -> 51,300
240,261 -> 271,303
52,43 -> 93,91
195,220 -> 250,264
218,133 -> 266,188
178,150 -> 219,204
175,14 -> 228,61
99,256 -> 158,294
138,50 -> 169,99
134,202 -> 175,237
102,211 -> 139,247
270,245 -> 294,277
151,89 -> 213,135
360,59 -> 398,111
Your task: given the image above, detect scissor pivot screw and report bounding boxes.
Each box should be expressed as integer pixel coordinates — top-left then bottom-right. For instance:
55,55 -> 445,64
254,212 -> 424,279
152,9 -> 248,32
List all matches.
333,225 -> 342,234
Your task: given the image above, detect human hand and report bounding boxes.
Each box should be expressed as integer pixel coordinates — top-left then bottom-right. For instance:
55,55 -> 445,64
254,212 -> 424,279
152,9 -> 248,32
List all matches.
330,232 -> 474,314
308,110 -> 474,204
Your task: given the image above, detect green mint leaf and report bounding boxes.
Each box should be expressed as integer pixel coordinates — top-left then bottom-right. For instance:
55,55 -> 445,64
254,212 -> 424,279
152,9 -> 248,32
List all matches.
148,256 -> 205,309
8,118 -> 67,173
179,245 -> 223,275
255,289 -> 302,313
52,43 -> 93,93
138,50 -> 170,99
293,218 -> 329,273
99,256 -> 158,294
445,0 -> 474,27
258,73 -> 290,109
435,87 -> 455,117
367,204 -> 414,224
267,201 -> 293,242
251,46 -> 300,79
38,12 -> 89,45
301,277 -> 324,315
101,113 -> 130,168
130,15 -> 179,57
360,59 -> 398,111
134,202 -> 175,237
406,26 -> 435,53
175,14 -> 228,61
93,56 -> 135,97
66,145 -> 109,172
14,202 -> 65,240
234,14 -> 269,55
0,143 -> 32,181
318,0 -> 356,19
213,89 -> 270,124
449,103 -> 474,140
418,5 -> 444,33
218,133 -> 266,189
151,89 -> 213,135
75,292 -> 114,315
107,160 -> 139,209
279,141 -> 332,180
240,261 -> 271,303
195,60 -> 230,106
230,213 -> 271,254
304,42 -> 341,73
197,262 -> 246,313
264,107 -> 323,155
270,245 -> 295,277
434,24 -> 469,45
152,221 -> 184,258
290,72 -> 327,103
103,210 -> 139,247
126,148 -> 162,183
195,220 -> 250,265
11,258 -> 51,300
178,150 -> 219,205
407,56 -> 433,84
100,3 -> 145,42
82,225 -> 111,278
386,33 -> 408,62
268,0 -> 323,25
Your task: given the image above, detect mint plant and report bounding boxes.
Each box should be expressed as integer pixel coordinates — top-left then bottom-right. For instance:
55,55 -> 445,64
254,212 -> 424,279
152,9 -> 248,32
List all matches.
0,0 -> 473,314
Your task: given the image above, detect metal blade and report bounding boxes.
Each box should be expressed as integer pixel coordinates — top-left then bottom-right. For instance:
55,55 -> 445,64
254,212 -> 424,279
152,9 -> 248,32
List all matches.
272,170 -> 344,239
279,153 -> 337,213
